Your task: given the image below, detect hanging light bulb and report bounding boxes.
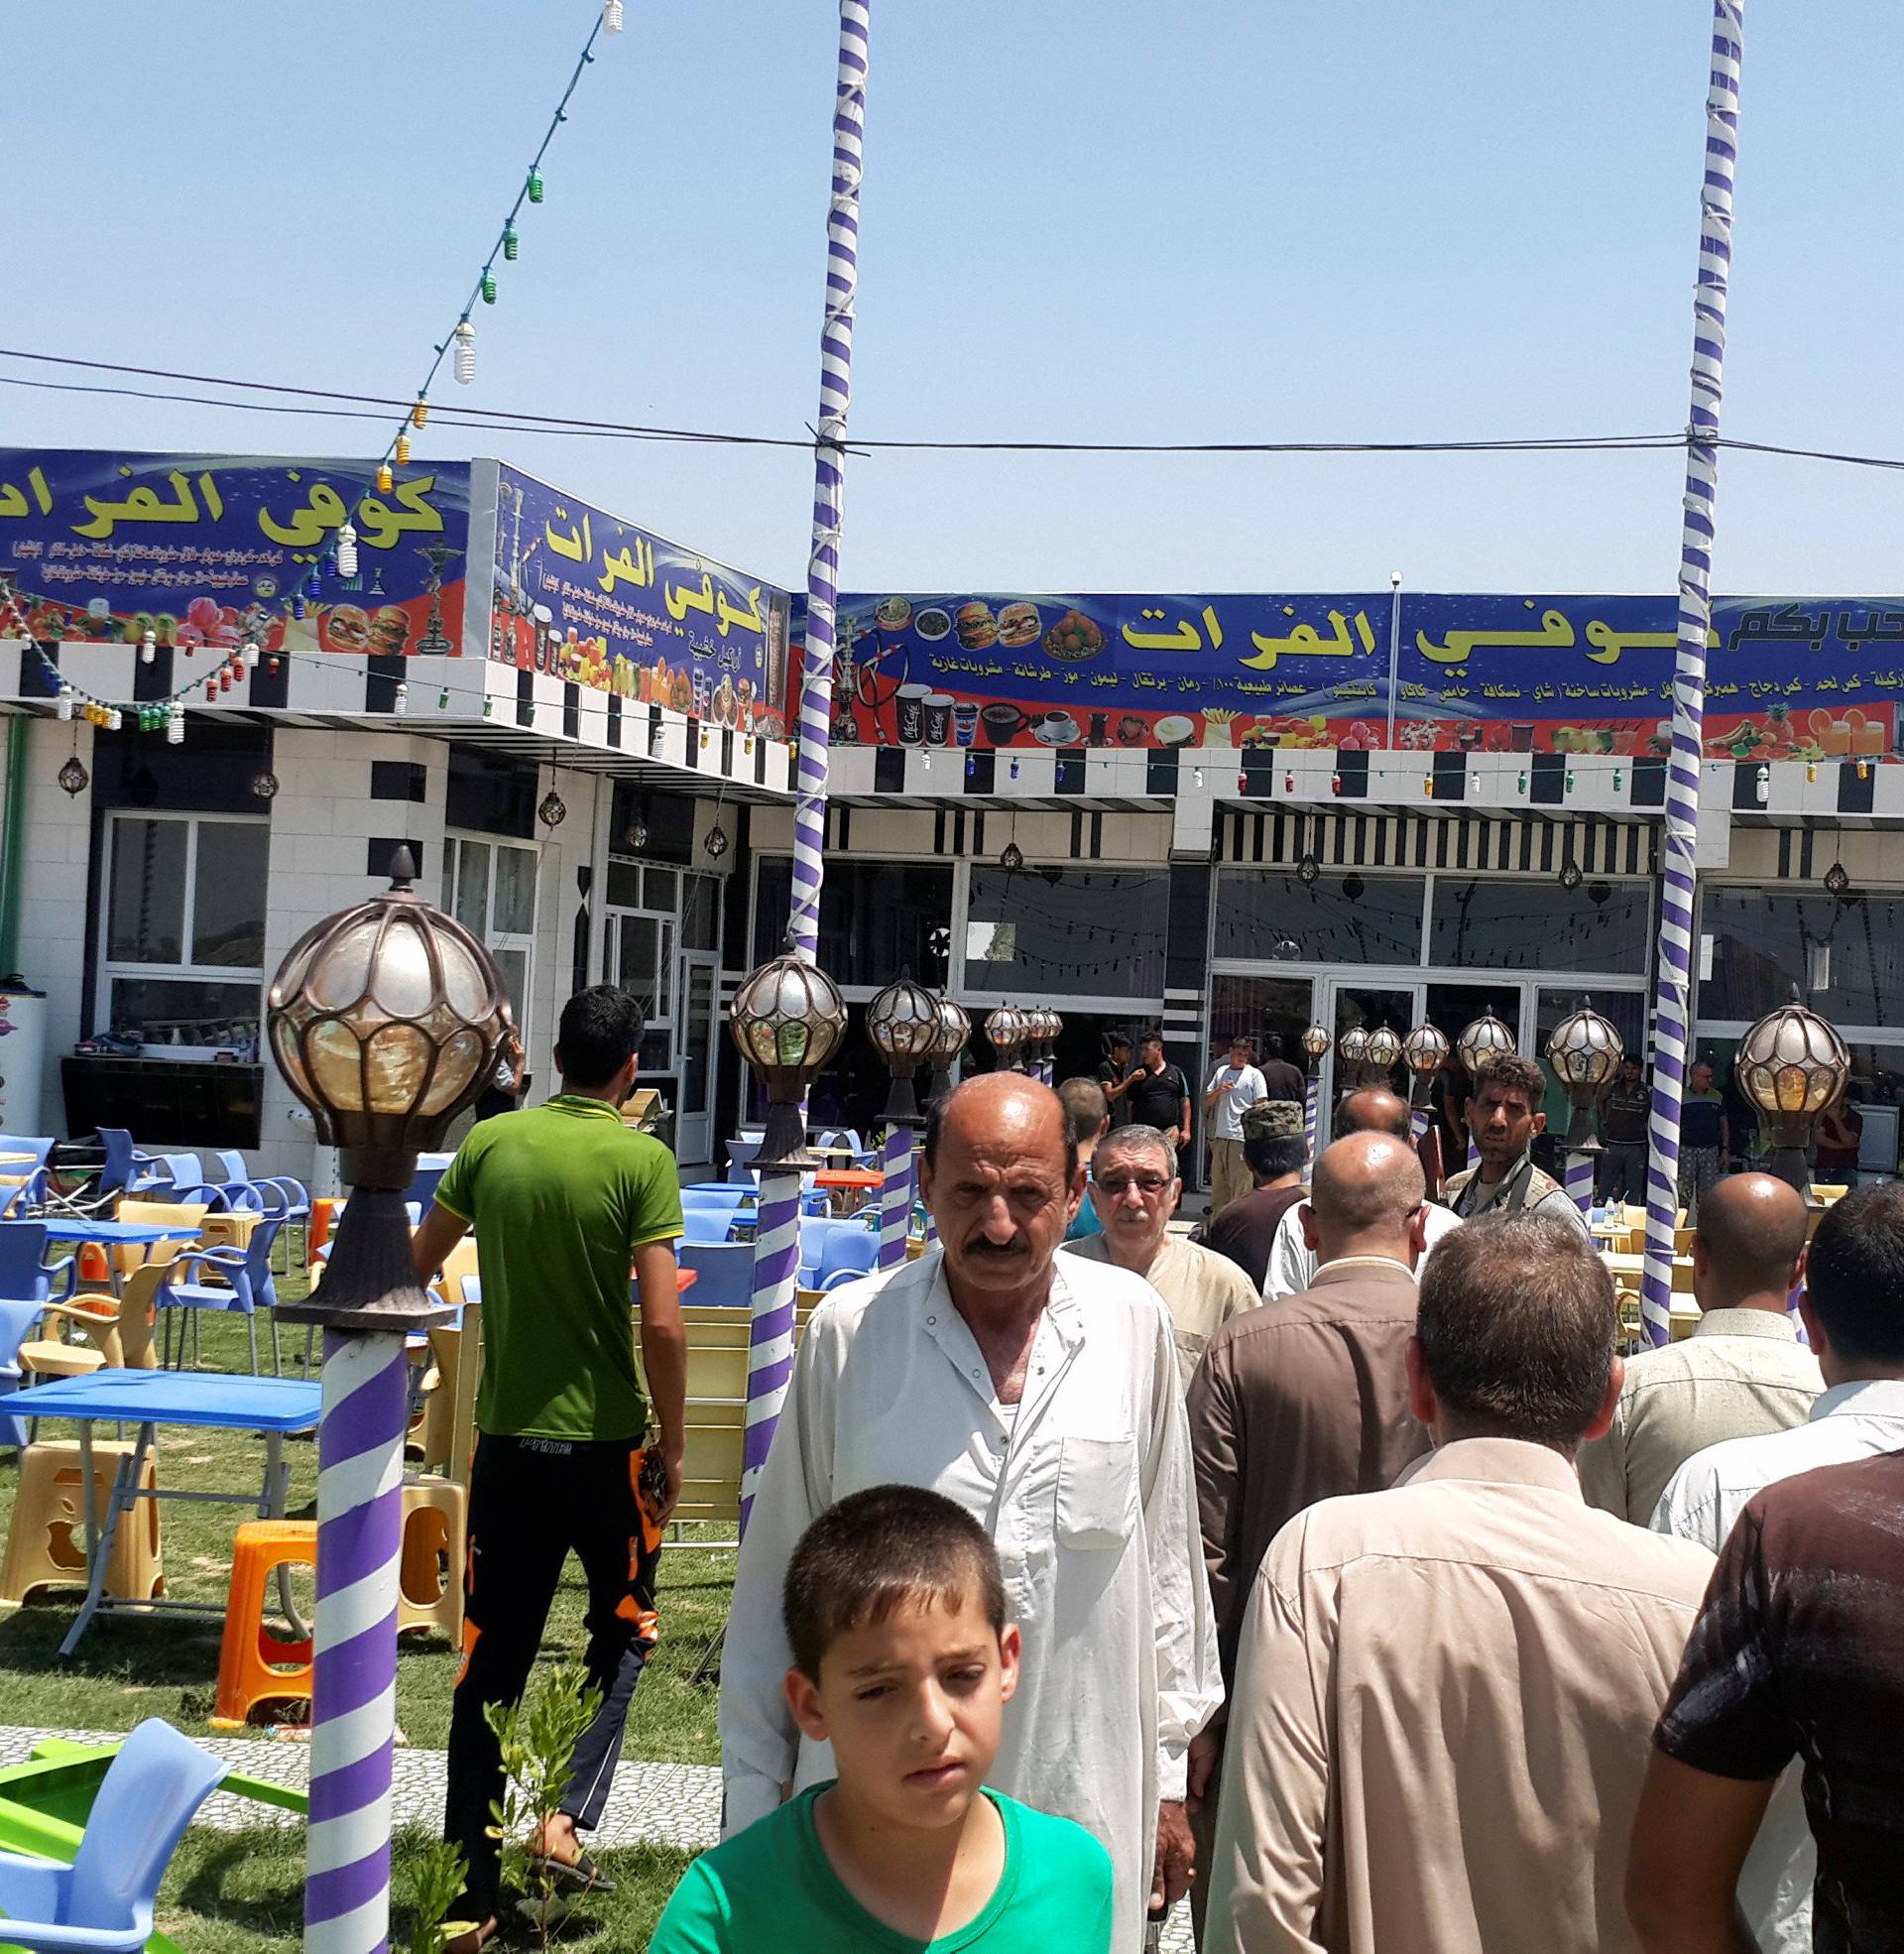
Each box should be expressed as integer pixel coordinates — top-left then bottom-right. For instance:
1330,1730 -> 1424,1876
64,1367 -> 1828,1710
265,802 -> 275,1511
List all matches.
205,678 -> 217,701
305,566 -> 322,599
437,685 -> 450,710
55,687 -> 72,722
527,167 -> 545,204
412,399 -> 428,429
221,668 -> 235,693
105,707 -> 121,731
603,0 -> 625,29
140,628 -> 157,666
453,319 -> 477,384
483,695 -> 495,719
480,270 -> 497,305
502,222 -> 520,262
396,431 -> 413,466
393,680 -> 409,714
333,522 -> 358,578
242,639 -> 260,671
376,461 -> 394,494
269,656 -> 282,676
168,704 -> 184,745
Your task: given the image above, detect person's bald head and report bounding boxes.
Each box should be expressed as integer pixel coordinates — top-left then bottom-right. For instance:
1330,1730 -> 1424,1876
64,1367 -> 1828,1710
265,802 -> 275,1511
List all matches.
925,1071 -> 1078,1185
1693,1171 -> 1810,1311
1304,1131 -> 1427,1265
1338,1086 -> 1412,1141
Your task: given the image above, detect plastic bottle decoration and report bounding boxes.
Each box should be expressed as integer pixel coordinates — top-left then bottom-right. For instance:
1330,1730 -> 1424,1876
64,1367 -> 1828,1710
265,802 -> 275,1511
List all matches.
242,640 -> 261,671
502,222 -> 520,262
395,432 -> 413,466
393,681 -> 409,715
437,685 -> 450,710
453,320 -> 477,385
412,400 -> 429,428
140,629 -> 157,665
480,271 -> 497,305
376,461 -> 395,494
527,168 -> 545,204
55,687 -> 72,722
335,523 -> 359,579
167,704 -> 184,745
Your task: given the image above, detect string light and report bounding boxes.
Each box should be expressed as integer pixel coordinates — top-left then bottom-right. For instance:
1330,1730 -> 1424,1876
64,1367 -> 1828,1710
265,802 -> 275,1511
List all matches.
54,687 -> 71,722
167,704 -> 184,745
139,628 -> 157,665
480,272 -> 498,305
527,167 -> 545,204
453,320 -> 477,385
392,680 -> 409,714
412,400 -> 428,429
395,431 -> 412,465
242,639 -> 260,671
603,0 -> 625,30
502,222 -> 520,262
334,522 -> 358,578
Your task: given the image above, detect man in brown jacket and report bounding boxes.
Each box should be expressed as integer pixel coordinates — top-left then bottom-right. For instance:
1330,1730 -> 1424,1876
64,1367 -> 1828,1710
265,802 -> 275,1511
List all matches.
1183,1130 -> 1432,1940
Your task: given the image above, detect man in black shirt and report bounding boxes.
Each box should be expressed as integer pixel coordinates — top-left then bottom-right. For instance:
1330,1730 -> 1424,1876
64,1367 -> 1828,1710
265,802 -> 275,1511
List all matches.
1255,1034 -> 1306,1110
1596,1053 -> 1652,1205
1125,1032 -> 1192,1150
1098,1032 -> 1135,1113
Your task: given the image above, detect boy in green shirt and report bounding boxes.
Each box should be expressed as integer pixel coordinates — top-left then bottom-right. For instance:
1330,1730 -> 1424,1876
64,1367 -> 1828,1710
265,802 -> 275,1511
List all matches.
412,986 -> 686,1949
650,1485 -> 1113,1954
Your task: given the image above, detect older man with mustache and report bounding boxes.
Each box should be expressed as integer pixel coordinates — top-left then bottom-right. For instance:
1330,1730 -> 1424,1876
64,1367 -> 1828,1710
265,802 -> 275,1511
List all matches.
720,1072 -> 1221,1951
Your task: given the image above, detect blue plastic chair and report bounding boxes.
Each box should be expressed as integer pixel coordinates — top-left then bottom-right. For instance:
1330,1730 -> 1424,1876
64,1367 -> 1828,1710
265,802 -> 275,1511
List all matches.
677,1240 -> 753,1309
0,1718 -> 226,1952
819,1226 -> 878,1285
0,1134 -> 54,1212
0,1223 -> 76,1306
93,1129 -> 165,1201
0,1296 -> 49,1449
155,1214 -> 288,1375
680,1207 -> 735,1246
144,1153 -> 233,1211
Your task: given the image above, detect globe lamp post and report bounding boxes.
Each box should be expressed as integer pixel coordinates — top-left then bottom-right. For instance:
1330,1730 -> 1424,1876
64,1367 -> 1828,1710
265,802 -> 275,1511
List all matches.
1299,1022 -> 1331,1163
1733,991 -> 1850,1193
1402,1022 -> 1450,1148
866,971 -> 941,1271
1456,1007 -> 1518,1171
986,1004 -> 1030,1074
1544,999 -> 1624,1215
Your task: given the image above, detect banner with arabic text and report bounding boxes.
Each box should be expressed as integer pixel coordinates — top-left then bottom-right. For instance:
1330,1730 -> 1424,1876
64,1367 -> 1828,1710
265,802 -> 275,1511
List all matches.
820,590 -> 1904,758
0,448 -> 469,661
488,462 -> 791,732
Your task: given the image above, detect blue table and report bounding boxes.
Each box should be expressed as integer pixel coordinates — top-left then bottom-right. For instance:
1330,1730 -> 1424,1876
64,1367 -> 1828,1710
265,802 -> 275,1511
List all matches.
16,1370 -> 320,1654
35,1222 -> 194,1247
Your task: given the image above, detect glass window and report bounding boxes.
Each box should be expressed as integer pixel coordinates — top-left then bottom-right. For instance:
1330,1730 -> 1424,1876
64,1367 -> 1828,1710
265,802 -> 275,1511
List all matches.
606,860 -> 643,909
100,813 -> 268,1056
108,818 -> 188,964
966,867 -> 1165,997
681,875 -> 719,952
1701,889 -> 1904,1028
190,823 -> 269,967
1429,878 -> 1649,974
452,838 -> 489,934
645,867 -> 678,915
1208,974 -> 1315,1067
1216,871 -> 1424,967
752,858 -> 953,989
444,834 -> 536,1038
491,845 -> 536,935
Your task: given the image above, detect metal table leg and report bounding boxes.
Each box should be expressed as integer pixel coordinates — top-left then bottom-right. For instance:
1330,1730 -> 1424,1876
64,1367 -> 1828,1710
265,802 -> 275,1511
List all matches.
60,1421 -> 150,1657
262,1429 -> 309,1640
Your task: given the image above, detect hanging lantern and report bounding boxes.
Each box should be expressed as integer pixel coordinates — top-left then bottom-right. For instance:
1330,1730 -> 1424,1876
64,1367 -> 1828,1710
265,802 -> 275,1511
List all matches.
1734,990 -> 1851,1190
1544,999 -> 1624,1155
376,461 -> 394,494
704,824 -> 731,860
453,320 -> 477,385
396,432 -> 413,466
536,790 -> 567,829
167,704 -> 184,745
140,629 -> 157,666
480,271 -> 497,305
334,522 -> 359,579
1295,855 -> 1321,886
1000,840 -> 1024,874
251,771 -> 280,800
502,222 -> 520,262
58,754 -> 89,797
412,399 -> 428,429
728,949 -> 849,1171
527,167 -> 545,204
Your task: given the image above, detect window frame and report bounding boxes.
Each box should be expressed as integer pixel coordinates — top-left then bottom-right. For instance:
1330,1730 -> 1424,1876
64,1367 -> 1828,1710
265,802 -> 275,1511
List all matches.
441,830 -> 539,1034
95,809 -> 271,1059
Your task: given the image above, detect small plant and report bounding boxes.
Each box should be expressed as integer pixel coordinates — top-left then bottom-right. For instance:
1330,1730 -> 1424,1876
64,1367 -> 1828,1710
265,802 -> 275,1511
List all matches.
486,1660 -> 605,1944
405,1837 -> 470,1954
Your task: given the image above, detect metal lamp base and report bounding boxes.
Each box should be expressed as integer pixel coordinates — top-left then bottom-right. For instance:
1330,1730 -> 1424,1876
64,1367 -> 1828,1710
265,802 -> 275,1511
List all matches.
276,1184 -> 454,1332
754,1099 -> 823,1176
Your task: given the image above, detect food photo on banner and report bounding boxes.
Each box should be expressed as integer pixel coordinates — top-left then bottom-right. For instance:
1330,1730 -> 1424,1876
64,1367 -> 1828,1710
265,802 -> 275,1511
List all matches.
0,447 -> 470,662
487,460 -> 792,733
809,589 -> 1904,757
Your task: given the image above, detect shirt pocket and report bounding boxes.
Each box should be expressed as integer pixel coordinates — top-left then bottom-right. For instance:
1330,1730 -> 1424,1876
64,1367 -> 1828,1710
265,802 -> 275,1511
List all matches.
1055,1433 -> 1139,1550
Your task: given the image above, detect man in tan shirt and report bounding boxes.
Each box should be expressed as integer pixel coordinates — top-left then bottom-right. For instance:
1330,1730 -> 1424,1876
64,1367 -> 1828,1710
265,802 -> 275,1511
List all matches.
1185,1130 -> 1432,1942
1204,1212 -> 1716,1954
1580,1171 -> 1822,1525
1067,1123 -> 1258,1387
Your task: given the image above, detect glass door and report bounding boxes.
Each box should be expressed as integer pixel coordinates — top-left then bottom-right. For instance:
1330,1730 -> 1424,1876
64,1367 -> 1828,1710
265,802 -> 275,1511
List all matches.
1422,982 -> 1520,1171
676,953 -> 720,1166
1323,980 -> 1416,1120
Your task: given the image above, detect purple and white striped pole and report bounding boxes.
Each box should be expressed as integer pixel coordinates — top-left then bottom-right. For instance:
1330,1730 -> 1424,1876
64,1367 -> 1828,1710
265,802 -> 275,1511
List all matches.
1644,0 -> 1742,1347
1565,1152 -> 1597,1217
878,1121 -> 912,1270
1303,1074 -> 1321,1165
304,1329 -> 406,1954
744,0 -> 870,1526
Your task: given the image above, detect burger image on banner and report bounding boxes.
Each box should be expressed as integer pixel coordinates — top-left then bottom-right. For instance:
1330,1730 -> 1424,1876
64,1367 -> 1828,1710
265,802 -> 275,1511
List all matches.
368,607 -> 411,656
955,601 -> 998,650
997,601 -> 1041,648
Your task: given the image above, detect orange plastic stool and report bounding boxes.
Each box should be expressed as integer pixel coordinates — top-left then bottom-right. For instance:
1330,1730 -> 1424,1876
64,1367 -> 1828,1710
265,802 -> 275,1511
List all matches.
308,1198 -> 340,1269
209,1520 -> 315,1729
76,1244 -> 111,1288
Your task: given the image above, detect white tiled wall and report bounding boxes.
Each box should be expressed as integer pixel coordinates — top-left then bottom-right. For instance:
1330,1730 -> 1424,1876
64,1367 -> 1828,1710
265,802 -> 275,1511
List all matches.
11,717 -> 95,1132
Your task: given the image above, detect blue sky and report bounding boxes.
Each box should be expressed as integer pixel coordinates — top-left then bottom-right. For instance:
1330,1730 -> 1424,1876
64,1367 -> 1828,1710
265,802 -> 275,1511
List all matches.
7,2 -> 1903,596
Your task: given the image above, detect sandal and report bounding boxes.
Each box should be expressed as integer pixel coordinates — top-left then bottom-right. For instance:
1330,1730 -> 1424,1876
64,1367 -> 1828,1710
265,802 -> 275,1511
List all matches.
524,1849 -> 616,1895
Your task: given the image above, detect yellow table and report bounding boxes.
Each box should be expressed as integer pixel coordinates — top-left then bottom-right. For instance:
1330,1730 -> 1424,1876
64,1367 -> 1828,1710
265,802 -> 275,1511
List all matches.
1603,1251 -> 1701,1338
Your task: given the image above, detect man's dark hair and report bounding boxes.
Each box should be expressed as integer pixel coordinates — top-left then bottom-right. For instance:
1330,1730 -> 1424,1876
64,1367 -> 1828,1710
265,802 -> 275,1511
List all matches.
1245,1132 -> 1306,1182
1138,1030 -> 1163,1050
1416,1212 -> 1616,1450
1468,1052 -> 1547,1111
783,1484 -> 1008,1679
1807,1183 -> 1904,1365
922,1075 -> 1081,1185
555,985 -> 645,1090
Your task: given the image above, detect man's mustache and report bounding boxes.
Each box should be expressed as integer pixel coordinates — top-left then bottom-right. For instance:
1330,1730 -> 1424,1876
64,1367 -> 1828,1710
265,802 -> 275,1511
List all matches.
962,1236 -> 1028,1258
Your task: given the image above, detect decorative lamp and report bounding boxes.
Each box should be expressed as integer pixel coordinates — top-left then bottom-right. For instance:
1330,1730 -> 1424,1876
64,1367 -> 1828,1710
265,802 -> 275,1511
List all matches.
412,400 -> 428,429
866,970 -> 941,1124
1402,1021 -> 1450,1115
1558,859 -> 1584,892
480,271 -> 498,305
376,461 -> 395,494
334,523 -> 358,579
140,629 -> 157,665
926,996 -> 971,1103
58,754 -> 89,797
1823,861 -> 1850,898
1364,1024 -> 1403,1077
396,432 -> 413,466
527,167 -> 545,204
242,639 -> 261,672
537,790 -> 566,829
1296,855 -> 1321,886
1336,1023 -> 1370,1083
729,948 -> 848,1172
1000,840 -> 1024,874
603,0 -> 626,28
251,771 -> 280,801
268,846 -> 511,1200
986,1004 -> 1030,1071
1456,1007 -> 1516,1080
1544,998 -> 1623,1155
1734,989 -> 1851,1189
453,320 -> 477,385
502,222 -> 521,262
704,824 -> 731,860
1299,1022 -> 1332,1074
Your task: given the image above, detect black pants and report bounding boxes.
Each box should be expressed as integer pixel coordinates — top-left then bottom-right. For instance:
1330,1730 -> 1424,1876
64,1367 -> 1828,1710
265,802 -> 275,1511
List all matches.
445,1433 -> 663,1917
1598,1141 -> 1649,1205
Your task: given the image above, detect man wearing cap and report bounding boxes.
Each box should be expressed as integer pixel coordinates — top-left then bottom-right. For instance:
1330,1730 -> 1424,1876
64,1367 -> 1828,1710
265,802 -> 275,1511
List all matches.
1204,1102 -> 1308,1294
1204,1036 -> 1270,1218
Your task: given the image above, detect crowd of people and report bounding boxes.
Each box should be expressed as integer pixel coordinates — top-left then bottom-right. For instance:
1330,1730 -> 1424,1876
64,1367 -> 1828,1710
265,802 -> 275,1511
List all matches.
410,994 -> 1902,1952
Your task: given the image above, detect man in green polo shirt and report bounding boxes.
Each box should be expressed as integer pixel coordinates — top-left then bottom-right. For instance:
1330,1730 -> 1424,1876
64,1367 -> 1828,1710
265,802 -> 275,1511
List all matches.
413,985 -> 686,1947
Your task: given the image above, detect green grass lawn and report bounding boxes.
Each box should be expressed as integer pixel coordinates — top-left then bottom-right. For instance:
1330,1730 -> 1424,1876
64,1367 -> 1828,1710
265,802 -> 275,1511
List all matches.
0,1266 -> 732,1948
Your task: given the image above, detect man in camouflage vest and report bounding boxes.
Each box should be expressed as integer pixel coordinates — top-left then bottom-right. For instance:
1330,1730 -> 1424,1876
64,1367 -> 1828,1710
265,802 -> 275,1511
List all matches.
1442,1052 -> 1589,1234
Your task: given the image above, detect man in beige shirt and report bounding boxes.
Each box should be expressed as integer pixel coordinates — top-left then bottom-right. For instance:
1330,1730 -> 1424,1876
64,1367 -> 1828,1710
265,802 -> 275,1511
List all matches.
1580,1171 -> 1822,1525
1185,1130 -> 1432,1943
1204,1211 -> 1716,1954
1068,1123 -> 1259,1387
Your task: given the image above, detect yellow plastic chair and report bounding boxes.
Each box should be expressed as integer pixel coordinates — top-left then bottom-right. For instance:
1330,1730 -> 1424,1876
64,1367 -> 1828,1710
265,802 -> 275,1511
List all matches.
0,1439 -> 165,1607
110,1201 -> 208,1283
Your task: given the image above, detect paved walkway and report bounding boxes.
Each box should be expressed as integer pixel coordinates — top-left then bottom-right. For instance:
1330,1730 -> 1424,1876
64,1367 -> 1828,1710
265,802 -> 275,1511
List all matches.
0,1725 -> 1194,1948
